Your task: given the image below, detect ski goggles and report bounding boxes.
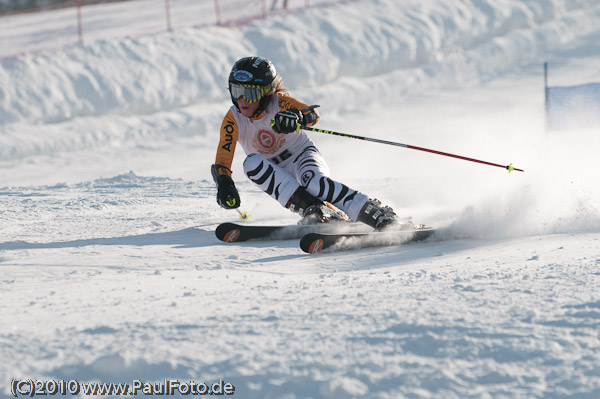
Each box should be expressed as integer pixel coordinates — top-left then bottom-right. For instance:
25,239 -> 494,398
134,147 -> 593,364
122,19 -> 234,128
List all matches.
229,83 -> 270,104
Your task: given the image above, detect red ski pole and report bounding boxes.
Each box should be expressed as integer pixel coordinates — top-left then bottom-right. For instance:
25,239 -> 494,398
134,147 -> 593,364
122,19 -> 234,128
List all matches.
305,126 -> 524,173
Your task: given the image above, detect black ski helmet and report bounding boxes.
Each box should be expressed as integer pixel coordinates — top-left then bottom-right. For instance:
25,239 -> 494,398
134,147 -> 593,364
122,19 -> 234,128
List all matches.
228,56 -> 279,113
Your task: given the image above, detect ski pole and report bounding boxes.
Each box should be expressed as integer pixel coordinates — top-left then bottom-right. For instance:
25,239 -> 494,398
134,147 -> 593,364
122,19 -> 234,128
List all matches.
236,209 -> 248,220
305,126 -> 524,173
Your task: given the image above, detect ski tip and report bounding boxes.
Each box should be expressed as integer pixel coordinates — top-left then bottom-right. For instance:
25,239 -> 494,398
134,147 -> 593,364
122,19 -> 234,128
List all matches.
222,229 -> 241,243
307,238 -> 325,254
300,233 -> 329,254
215,223 -> 243,243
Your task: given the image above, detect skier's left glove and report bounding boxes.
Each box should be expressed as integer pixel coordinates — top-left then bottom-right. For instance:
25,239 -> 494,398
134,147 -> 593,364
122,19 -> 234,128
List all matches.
216,176 -> 240,209
271,108 -> 304,134
211,164 -> 241,209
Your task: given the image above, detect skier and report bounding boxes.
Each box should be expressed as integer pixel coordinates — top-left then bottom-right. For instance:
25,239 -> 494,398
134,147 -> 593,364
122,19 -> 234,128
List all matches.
211,56 -> 400,230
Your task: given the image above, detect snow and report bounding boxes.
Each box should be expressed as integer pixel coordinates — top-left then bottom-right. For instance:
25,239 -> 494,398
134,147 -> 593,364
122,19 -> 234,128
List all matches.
1,0 -> 600,397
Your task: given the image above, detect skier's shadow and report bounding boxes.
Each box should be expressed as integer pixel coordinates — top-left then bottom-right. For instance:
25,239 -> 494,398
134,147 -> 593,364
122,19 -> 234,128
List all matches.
0,227 -> 217,251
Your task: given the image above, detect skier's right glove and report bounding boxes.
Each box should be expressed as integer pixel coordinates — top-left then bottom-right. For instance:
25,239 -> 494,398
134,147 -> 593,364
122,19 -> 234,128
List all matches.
211,164 -> 241,209
271,108 -> 304,134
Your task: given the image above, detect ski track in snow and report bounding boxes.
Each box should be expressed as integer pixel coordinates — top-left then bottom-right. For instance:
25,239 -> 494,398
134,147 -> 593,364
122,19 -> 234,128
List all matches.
1,0 -> 600,398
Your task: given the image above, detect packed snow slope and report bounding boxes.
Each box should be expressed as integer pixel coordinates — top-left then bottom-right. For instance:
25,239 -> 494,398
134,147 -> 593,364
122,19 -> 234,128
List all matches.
1,0 -> 600,398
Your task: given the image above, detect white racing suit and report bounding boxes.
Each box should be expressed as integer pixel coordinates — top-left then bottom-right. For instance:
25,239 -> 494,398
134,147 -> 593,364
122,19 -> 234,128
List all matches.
214,91 -> 369,220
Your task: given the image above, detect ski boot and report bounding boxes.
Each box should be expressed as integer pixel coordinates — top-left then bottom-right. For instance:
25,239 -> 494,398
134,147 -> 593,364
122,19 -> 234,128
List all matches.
357,198 -> 412,231
286,187 -> 331,224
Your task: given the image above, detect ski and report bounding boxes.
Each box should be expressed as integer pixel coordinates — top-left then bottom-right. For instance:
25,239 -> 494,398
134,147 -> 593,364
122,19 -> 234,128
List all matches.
215,221 -> 368,243
299,227 -> 436,253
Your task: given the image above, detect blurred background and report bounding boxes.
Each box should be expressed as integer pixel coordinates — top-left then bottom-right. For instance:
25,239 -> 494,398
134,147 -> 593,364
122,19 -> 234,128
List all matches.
0,0 -> 339,59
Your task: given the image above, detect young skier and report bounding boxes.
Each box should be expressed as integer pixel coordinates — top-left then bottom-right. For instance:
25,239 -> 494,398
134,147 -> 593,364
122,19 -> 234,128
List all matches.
211,56 -> 400,230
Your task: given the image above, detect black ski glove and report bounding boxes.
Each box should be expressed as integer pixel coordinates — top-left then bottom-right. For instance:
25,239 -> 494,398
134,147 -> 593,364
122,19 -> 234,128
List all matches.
211,164 -> 240,209
271,108 -> 304,134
